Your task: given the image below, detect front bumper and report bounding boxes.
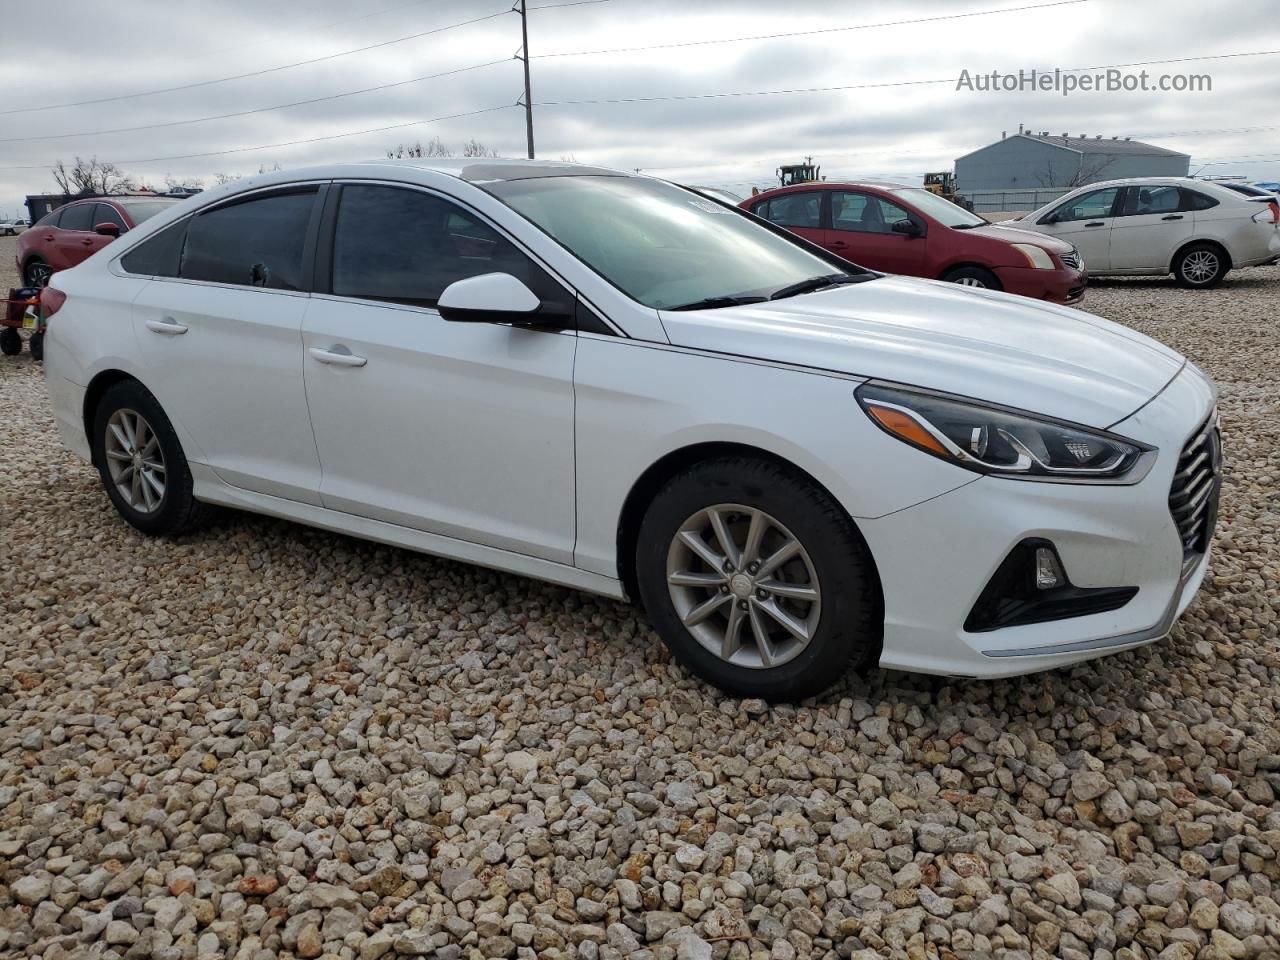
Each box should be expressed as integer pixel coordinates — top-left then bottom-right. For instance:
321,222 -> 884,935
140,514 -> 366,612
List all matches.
994,264 -> 1087,305
859,363 -> 1217,679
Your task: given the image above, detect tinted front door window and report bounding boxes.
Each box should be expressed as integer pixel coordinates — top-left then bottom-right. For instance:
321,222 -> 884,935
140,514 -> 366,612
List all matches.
181,189 -> 316,290
1054,188 -> 1119,222
331,184 -> 553,306
831,192 -> 914,234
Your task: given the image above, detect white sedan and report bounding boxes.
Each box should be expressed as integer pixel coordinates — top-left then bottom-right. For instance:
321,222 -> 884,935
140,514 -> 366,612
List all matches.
41,160 -> 1221,699
1002,177 -> 1280,287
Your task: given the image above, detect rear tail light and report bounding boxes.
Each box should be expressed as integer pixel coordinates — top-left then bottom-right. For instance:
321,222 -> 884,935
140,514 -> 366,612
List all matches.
39,287 -> 66,322
1253,201 -> 1280,224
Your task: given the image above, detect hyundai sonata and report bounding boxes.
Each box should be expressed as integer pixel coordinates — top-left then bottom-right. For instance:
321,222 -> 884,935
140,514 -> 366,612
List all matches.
41,160 -> 1221,699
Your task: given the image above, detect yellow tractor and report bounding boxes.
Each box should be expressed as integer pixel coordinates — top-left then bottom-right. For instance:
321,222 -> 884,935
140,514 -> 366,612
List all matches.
924,171 -> 958,202
777,160 -> 821,187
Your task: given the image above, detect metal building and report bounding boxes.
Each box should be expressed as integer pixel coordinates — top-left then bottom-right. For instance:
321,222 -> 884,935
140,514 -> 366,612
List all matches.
955,131 -> 1190,194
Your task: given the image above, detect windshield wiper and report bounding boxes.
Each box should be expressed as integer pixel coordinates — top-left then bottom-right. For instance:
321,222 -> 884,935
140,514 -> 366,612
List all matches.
768,273 -> 869,301
667,295 -> 768,311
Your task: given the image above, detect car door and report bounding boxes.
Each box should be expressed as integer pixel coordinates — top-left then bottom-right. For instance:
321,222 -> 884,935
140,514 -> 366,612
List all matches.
825,191 -> 927,275
50,202 -> 110,268
301,182 -> 577,564
126,185 -> 325,504
1032,186 -> 1121,271
751,191 -> 825,246
1107,185 -> 1196,272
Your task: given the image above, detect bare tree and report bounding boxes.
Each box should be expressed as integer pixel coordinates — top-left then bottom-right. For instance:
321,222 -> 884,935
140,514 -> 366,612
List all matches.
387,136 -> 452,159
212,172 -> 242,185
51,157 -> 134,196
1036,155 -> 1116,189
461,139 -> 498,158
558,153 -> 578,163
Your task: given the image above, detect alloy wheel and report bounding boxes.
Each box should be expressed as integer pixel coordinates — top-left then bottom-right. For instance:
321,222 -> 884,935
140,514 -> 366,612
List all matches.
954,277 -> 986,287
25,262 -> 52,287
1183,250 -> 1219,285
104,409 -> 167,513
665,504 -> 822,669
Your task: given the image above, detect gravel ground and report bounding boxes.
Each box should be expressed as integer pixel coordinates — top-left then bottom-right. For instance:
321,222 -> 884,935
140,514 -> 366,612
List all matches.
2,237 -> 1279,960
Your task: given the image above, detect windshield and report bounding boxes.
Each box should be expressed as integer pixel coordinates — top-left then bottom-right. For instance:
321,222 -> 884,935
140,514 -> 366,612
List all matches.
891,188 -> 987,228
116,199 -> 178,224
485,175 -> 859,309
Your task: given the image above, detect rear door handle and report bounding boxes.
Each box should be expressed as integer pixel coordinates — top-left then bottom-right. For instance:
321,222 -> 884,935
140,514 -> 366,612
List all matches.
1085,221 -> 1106,227
309,346 -> 367,367
1162,214 -> 1183,221
145,317 -> 188,335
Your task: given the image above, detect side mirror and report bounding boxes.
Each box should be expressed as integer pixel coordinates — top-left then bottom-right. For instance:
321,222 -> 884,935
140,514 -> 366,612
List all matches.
438,272 -> 559,325
1040,213 -> 1060,225
94,222 -> 121,238
891,219 -> 922,237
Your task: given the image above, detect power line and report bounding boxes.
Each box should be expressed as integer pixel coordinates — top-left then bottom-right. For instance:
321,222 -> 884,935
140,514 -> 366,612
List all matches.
533,49 -> 1280,108
0,60 -> 512,143
0,8 -> 514,117
0,105 -> 517,171
534,0 -> 1091,58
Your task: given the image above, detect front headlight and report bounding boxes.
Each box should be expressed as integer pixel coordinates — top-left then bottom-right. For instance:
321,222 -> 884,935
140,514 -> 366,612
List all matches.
857,383 -> 1153,483
1011,243 -> 1055,270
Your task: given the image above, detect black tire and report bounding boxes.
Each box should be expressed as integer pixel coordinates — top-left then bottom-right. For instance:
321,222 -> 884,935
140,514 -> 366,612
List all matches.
91,379 -> 214,536
1173,243 -> 1229,288
942,265 -> 1001,290
635,456 -> 880,700
23,259 -> 52,288
28,331 -> 43,362
0,327 -> 20,356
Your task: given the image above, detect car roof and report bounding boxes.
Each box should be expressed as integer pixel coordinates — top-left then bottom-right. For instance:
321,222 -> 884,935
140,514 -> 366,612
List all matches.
366,157 -> 629,182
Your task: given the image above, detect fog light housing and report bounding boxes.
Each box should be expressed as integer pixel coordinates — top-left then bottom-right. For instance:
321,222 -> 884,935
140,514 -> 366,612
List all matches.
964,538 -> 1138,632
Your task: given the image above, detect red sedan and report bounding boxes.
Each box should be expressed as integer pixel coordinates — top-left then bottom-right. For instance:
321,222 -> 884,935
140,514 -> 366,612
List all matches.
741,181 -> 1086,305
17,196 -> 179,287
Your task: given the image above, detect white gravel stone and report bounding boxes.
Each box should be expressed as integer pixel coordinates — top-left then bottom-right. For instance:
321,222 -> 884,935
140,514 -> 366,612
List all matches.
2,246 -> 1280,958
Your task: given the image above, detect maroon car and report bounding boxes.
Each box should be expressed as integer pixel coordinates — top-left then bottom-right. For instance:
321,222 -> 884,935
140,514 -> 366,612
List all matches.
742,181 -> 1087,305
17,196 -> 179,287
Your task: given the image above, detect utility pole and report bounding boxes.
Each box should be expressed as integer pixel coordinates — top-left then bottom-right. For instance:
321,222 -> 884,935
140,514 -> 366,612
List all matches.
518,0 -> 535,159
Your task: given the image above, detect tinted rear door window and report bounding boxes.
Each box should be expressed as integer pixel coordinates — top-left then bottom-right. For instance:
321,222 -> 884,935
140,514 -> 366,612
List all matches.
58,204 -> 96,232
330,184 -> 559,306
756,192 -> 822,229
181,189 -> 317,290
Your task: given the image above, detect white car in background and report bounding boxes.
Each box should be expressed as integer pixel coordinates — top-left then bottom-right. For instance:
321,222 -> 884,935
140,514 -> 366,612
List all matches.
41,160 -> 1221,699
1,217 -> 30,236
1003,177 -> 1280,287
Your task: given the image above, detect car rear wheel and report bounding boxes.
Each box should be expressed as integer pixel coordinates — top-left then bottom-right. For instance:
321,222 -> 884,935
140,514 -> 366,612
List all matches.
943,266 -> 1001,290
635,456 -> 880,700
91,379 -> 213,536
1174,244 -> 1228,288
23,259 -> 52,288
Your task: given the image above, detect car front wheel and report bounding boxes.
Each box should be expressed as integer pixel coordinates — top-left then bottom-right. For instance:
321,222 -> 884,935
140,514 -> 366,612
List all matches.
91,379 -> 213,536
635,456 -> 880,700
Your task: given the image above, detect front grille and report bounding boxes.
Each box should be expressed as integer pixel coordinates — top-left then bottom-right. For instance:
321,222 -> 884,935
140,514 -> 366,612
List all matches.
1168,412 -> 1222,559
1060,249 -> 1081,270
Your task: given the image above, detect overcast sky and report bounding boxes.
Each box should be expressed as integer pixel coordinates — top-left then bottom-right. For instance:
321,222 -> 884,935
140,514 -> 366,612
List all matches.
2,0 -> 1279,216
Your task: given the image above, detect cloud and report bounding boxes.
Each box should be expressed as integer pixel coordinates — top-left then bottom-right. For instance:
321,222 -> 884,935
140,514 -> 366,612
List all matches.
2,0 -> 1279,215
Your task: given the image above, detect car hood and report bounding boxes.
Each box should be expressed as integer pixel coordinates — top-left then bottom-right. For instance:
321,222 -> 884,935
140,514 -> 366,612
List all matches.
659,276 -> 1185,428
966,223 -> 1072,252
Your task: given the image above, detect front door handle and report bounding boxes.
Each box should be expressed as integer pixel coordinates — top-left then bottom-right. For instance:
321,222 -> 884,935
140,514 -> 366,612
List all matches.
145,317 -> 188,335
309,346 -> 367,368
830,240 -> 848,248
1161,214 -> 1183,221
1085,221 -> 1106,227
